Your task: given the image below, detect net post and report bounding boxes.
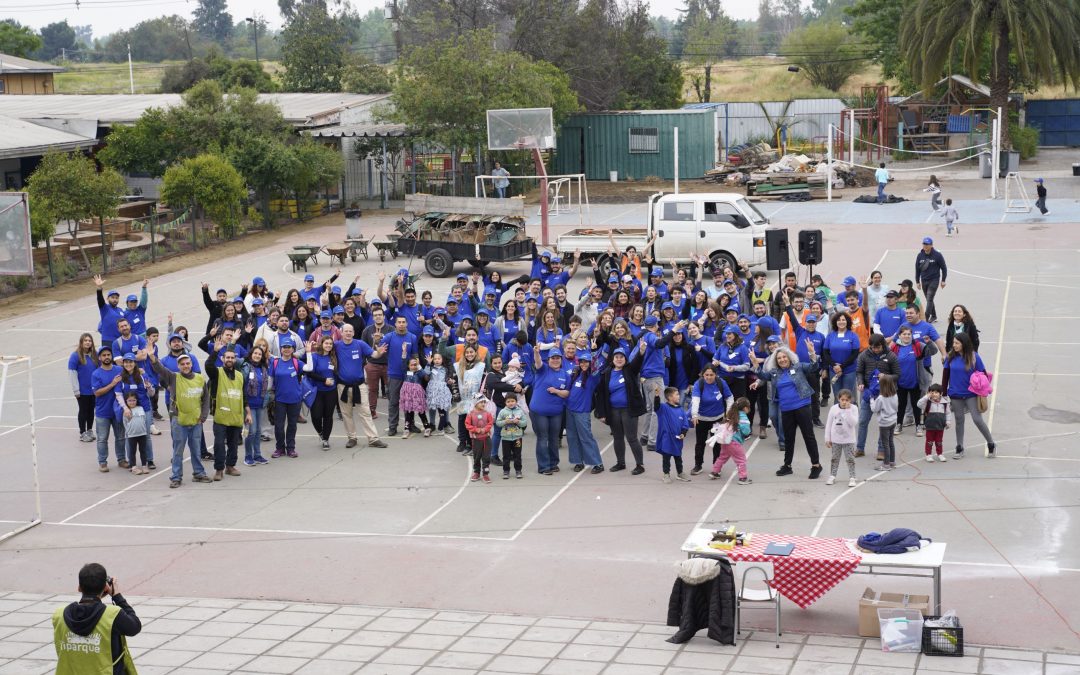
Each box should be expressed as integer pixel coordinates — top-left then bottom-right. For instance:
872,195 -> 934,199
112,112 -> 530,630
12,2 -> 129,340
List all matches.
0,356 -> 42,545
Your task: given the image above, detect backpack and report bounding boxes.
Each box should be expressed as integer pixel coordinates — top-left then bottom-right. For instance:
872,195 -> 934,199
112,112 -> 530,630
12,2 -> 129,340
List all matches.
707,421 -> 735,446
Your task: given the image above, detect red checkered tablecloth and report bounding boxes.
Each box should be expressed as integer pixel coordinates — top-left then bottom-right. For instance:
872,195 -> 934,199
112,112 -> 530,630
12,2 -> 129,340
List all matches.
726,533 -> 862,608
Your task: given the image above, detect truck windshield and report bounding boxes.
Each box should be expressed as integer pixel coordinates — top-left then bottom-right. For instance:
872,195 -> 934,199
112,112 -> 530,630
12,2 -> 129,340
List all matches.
736,198 -> 768,225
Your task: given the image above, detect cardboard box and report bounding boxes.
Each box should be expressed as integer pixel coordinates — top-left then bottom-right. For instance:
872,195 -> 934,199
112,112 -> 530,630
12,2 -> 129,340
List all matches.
858,588 -> 930,637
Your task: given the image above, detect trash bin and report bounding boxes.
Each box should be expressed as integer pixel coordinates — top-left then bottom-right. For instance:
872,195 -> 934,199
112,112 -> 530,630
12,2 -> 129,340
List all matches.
1072,163 -> 1080,177
345,208 -> 362,239
878,608 -> 924,653
999,150 -> 1020,178
609,170 -> 618,183
979,153 -> 992,179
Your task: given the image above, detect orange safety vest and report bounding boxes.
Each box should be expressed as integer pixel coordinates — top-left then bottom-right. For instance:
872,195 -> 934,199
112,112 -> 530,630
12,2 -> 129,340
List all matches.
782,307 -> 810,351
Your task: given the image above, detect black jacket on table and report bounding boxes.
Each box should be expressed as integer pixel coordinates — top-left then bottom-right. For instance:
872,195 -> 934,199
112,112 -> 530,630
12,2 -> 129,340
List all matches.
666,558 -> 736,645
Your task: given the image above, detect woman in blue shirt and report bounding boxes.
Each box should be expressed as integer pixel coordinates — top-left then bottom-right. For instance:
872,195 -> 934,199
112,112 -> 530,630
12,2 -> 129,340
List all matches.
755,345 -> 823,479
115,353 -> 155,468
473,310 -> 499,352
714,327 -> 751,400
566,351 -> 605,473
304,336 -> 338,450
495,300 -> 523,353
690,366 -> 733,473
890,326 -> 936,436
242,345 -> 270,464
531,345 -> 569,475
594,345 -> 646,474
69,333 -> 99,442
944,333 -> 995,458
823,311 -> 861,399
269,339 -> 303,457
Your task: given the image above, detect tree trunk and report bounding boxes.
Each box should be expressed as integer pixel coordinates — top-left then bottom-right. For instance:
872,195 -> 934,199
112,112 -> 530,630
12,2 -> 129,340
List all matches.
704,64 -> 711,103
991,17 -> 1012,149
691,75 -> 704,103
66,220 -> 92,270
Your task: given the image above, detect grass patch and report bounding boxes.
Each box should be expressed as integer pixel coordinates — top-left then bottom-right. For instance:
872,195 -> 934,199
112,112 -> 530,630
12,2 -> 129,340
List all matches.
682,58 -> 890,102
54,60 -> 281,94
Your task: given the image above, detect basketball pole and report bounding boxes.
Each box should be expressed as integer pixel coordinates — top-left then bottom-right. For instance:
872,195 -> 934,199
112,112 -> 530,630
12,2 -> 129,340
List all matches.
0,356 -> 42,545
533,147 -> 549,247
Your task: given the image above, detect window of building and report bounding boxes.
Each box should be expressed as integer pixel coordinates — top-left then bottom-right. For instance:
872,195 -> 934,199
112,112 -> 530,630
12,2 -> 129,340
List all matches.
628,127 -> 659,153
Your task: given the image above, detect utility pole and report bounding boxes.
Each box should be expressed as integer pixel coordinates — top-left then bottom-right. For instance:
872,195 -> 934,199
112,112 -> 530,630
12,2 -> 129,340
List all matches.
385,1 -> 403,61
245,16 -> 260,63
127,43 -> 134,94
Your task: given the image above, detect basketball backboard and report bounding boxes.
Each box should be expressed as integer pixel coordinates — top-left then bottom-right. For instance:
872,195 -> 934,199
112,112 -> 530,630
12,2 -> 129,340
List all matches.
487,108 -> 555,151
0,193 -> 32,277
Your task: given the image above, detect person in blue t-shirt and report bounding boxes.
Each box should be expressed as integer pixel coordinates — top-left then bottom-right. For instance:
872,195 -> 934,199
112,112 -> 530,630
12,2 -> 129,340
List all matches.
823,312 -> 861,399
944,333 -> 995,459
93,275 -> 127,345
123,282 -> 149,337
874,290 -> 906,342
69,333 -> 99,443
91,345 -> 126,471
565,350 -> 605,473
379,316 -> 418,436
334,324 -> 387,449
530,346 -> 570,474
269,338 -> 304,458
754,344 -> 823,479
638,316 -> 668,450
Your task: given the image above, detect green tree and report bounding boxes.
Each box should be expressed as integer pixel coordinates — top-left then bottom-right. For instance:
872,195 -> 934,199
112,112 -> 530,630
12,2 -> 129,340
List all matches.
0,20 -> 42,58
783,21 -> 864,92
36,21 -> 77,60
285,141 -> 344,220
193,0 -> 234,43
98,16 -> 196,62
847,0 -> 910,91
26,152 -> 126,272
280,2 -> 351,92
340,55 -> 393,94
227,136 -> 297,227
683,11 -> 738,102
161,154 -> 247,238
388,29 -> 579,152
160,53 -> 275,93
349,8 -> 396,64
900,0 -> 1080,148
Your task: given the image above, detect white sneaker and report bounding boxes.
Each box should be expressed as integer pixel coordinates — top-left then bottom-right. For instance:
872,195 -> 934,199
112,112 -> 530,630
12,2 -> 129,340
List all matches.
662,473 -> 672,484
150,424 -> 161,436
915,425 -> 925,437
825,476 -> 835,485
937,454 -> 948,462
402,430 -> 411,439
925,455 -> 934,463
848,478 -> 858,487
893,425 -> 902,436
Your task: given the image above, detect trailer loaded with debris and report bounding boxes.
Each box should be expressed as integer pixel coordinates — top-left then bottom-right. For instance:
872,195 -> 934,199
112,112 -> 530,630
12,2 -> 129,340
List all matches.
395,194 -> 534,278
703,142 -> 855,199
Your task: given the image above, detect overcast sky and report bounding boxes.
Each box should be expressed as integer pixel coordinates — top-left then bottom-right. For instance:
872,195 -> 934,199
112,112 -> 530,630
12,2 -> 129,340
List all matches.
12,0 -> 761,39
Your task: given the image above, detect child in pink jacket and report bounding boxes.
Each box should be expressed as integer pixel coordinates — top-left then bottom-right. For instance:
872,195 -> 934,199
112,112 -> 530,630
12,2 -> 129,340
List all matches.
824,388 -> 859,486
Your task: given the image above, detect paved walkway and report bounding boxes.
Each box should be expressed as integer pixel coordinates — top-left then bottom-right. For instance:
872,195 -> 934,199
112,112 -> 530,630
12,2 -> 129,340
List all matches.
3,592 -> 1078,675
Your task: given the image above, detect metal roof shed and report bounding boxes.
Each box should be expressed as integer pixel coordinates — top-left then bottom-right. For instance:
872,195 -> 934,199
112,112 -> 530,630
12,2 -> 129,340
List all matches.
554,110 -> 715,181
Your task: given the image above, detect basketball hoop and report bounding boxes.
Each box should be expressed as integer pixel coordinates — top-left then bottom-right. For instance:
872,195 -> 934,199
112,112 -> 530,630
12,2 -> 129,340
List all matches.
487,108 -> 557,246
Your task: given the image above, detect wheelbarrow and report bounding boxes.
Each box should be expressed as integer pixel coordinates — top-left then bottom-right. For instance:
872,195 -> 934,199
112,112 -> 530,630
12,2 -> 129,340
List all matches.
292,244 -> 322,266
286,250 -> 312,272
373,239 -> 399,262
324,242 -> 352,266
345,237 -> 370,261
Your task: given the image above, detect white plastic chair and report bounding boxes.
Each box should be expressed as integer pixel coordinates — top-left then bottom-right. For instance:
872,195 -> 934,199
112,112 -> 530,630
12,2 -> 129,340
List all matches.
732,562 -> 782,647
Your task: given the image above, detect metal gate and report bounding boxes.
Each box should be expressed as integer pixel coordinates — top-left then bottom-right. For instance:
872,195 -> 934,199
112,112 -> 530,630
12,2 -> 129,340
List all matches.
1026,99 -> 1080,147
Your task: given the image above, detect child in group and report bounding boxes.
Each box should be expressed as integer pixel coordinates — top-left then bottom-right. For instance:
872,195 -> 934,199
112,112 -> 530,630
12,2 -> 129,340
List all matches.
423,352 -> 455,435
399,354 -> 432,438
824,389 -> 859,486
495,392 -> 528,479
917,384 -> 952,462
924,175 -> 942,211
871,374 -> 899,470
654,385 -> 692,483
502,355 -> 524,388
465,397 -> 495,482
941,198 -> 959,236
708,397 -> 752,485
122,393 -> 150,475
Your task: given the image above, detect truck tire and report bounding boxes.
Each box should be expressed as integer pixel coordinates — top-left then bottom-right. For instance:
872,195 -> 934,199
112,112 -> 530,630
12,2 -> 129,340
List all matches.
467,259 -> 490,269
425,248 -> 454,278
709,251 -> 737,273
595,254 -> 618,280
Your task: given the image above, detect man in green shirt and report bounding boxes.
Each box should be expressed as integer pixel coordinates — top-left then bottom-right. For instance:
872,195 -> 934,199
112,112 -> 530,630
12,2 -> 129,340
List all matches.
53,563 -> 140,675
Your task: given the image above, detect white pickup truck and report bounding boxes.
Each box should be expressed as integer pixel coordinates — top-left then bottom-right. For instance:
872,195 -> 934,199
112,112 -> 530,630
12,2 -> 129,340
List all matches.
556,192 -> 771,274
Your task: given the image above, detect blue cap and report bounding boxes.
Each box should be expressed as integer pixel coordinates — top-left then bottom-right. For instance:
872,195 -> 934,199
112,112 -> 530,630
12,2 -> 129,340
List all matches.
422,326 -> 435,336
607,271 -> 619,281
842,276 -> 857,287
97,345 -> 113,354
445,296 -> 458,304
661,301 -> 675,311
613,347 -> 628,357
725,307 -> 738,314
122,352 -> 136,361
370,298 -> 383,306
107,289 -> 119,297
805,314 -> 819,322
167,332 -> 183,342
738,314 -> 749,321
319,310 -> 332,319
252,276 -> 266,286
125,294 -> 137,303
540,250 -> 551,258
398,268 -> 408,277
476,308 -> 493,318
331,285 -> 341,295
456,273 -> 468,280
252,298 -> 264,306
279,337 -> 294,348
333,305 -> 344,314
525,294 -> 538,303
723,279 -> 736,287
233,297 -> 244,303
766,335 -> 781,344
546,349 -> 563,359
723,326 -> 740,335
644,316 -> 659,327
435,306 -> 447,314
1034,177 -> 1044,183
352,288 -> 363,296
484,286 -> 497,296
922,236 -> 933,245
550,256 -> 561,264
304,273 -> 315,282
577,350 -> 593,361
650,266 -> 663,276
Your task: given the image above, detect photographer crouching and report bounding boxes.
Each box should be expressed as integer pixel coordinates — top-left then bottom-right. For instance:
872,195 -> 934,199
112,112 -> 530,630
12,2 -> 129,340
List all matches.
52,563 -> 141,674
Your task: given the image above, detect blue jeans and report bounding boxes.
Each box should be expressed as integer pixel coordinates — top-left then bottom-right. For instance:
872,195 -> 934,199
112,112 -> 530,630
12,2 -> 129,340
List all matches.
169,418 -> 207,481
769,399 -> 785,449
877,182 -> 886,203
245,408 -> 265,461
857,397 -> 884,453
95,416 -> 125,465
533,413 -> 562,472
566,410 -> 602,466
832,371 -> 857,400
495,186 -> 506,199
491,408 -> 503,458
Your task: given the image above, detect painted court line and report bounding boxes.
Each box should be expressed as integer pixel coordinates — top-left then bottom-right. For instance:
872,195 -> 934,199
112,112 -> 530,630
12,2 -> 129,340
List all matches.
42,521 -> 513,542
987,275 -> 1009,438
809,457 -> 923,537
407,457 -> 478,535
691,437 -> 760,532
509,440 -> 614,541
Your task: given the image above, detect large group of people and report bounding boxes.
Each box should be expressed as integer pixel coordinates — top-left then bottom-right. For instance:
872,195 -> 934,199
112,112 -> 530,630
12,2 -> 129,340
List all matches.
70,236 -> 997,489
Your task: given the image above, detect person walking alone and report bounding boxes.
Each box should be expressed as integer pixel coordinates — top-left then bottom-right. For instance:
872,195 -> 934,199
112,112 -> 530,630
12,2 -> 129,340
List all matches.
875,162 -> 890,204
1034,177 -> 1049,215
492,162 -> 511,199
915,237 -> 947,323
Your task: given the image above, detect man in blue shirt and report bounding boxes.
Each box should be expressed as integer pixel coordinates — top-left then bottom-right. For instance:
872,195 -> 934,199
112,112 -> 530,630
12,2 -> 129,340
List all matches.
123,281 -> 149,337
380,316 -> 418,436
875,290 -> 906,341
638,316 -> 668,450
91,345 -> 127,471
93,275 -> 126,345
336,324 -> 388,449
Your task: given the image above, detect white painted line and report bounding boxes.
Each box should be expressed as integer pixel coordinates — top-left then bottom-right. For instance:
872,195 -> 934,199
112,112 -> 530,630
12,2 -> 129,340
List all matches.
58,462 -> 177,524
766,204 -> 789,218
951,268 -> 1080,291
0,416 -> 74,438
945,561 -> 1080,574
508,440 -> 614,541
1002,316 -> 1080,320
980,341 -> 1080,346
42,521 -> 513,542
994,455 -> 1080,463
997,372 -> 1080,377
810,456 -> 922,537
690,436 -> 760,532
987,273 -> 1007,444
406,456 -> 476,536
924,210 -> 937,224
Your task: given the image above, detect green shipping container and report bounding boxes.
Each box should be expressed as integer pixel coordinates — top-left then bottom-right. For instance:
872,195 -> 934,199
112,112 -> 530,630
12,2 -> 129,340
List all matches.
553,110 -> 715,181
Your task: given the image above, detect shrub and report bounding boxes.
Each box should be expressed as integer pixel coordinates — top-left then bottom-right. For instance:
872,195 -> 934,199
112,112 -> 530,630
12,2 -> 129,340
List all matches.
1009,123 -> 1039,160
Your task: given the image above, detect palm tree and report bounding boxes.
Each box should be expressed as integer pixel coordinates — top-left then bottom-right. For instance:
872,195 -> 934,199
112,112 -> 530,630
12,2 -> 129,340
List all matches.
899,0 -> 1080,148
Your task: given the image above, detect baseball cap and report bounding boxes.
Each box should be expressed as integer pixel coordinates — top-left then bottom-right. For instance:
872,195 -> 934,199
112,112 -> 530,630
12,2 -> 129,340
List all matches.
319,310 -> 332,319
352,288 -> 363,296
252,276 -> 266,286
125,294 -> 137,303
622,274 -> 633,282
434,306 -> 446,315
456,273 -> 468,280
279,337 -> 294,348
176,353 -> 192,362
723,326 -> 740,335
445,296 -> 458,304
122,352 -> 136,361
612,347 -> 628,357
723,279 -> 736,287
922,237 -> 933,245
476,308 -> 493,318
107,289 -> 119,297
422,326 -> 435,336
725,307 -> 738,315
252,298 -> 264,306
331,285 -> 341,295
333,306 -> 344,314
540,250 -> 551,258
842,276 -> 857,287
805,314 -> 819,323
97,345 -> 113,354
304,273 -> 315,282
168,332 -> 183,342
546,349 -> 563,359
712,267 -> 725,277
577,351 -> 593,361
232,297 -> 244,304
885,290 -> 899,298
766,335 -> 781,344
550,256 -> 562,264
369,298 -> 383,306
650,266 -> 663,276
484,286 -> 497,296
525,294 -> 538,303
215,288 -> 227,295
644,316 -> 659,327
662,301 -> 675,311
1034,177 -> 1044,183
